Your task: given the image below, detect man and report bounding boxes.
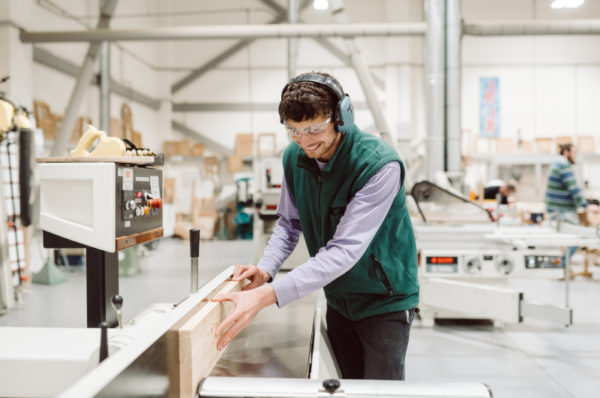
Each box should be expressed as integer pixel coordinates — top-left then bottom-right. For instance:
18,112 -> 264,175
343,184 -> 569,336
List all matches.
213,72 -> 419,380
546,143 -> 587,222
483,180 -> 516,205
545,143 -> 587,264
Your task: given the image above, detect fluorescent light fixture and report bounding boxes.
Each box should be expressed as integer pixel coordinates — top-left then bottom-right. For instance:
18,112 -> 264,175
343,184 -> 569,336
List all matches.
551,0 -> 584,9
313,0 -> 329,10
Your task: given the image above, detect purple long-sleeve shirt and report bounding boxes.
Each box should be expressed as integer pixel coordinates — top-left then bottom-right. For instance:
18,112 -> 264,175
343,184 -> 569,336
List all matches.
256,160 -> 402,307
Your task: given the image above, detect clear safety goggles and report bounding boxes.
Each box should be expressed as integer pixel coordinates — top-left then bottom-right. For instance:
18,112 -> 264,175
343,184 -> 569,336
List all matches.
285,117 -> 332,139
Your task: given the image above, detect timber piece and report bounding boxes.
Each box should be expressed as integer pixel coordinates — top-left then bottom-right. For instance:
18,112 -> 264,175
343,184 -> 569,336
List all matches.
167,280 -> 242,398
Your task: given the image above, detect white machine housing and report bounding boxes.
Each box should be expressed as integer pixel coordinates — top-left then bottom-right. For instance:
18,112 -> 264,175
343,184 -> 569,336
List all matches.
39,162 -> 163,253
40,162 -> 116,252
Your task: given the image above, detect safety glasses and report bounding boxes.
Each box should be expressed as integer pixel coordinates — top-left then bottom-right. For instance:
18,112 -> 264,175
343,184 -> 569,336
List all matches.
285,117 -> 332,139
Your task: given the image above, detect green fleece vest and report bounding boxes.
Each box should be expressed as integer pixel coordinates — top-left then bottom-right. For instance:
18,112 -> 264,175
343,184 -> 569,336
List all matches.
282,125 -> 419,321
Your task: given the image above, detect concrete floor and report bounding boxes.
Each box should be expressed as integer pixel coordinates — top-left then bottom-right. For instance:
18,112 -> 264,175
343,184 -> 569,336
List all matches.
1,237 -> 600,397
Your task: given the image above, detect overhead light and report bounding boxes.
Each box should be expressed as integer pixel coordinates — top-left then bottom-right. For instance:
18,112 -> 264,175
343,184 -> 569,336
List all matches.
313,0 -> 329,10
551,0 -> 584,9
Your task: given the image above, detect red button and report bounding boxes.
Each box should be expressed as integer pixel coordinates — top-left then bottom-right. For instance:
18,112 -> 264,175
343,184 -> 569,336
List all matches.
151,198 -> 162,209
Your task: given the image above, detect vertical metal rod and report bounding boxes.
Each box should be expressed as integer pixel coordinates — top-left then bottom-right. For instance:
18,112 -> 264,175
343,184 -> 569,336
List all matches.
446,0 -> 462,183
190,229 -> 200,293
425,0 -> 446,180
99,41 -> 111,132
328,0 -> 396,151
288,0 -> 298,79
565,246 -> 571,308
51,0 -> 118,156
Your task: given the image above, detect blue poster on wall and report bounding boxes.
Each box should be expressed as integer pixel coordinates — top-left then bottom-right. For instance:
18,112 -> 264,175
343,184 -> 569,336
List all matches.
479,77 -> 500,137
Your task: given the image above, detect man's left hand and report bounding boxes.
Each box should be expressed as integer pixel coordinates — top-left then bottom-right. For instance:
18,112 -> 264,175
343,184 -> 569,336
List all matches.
212,284 -> 277,350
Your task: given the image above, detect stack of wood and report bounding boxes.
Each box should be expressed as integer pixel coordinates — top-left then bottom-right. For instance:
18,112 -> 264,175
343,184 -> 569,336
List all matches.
121,103 -> 142,148
33,100 -> 90,144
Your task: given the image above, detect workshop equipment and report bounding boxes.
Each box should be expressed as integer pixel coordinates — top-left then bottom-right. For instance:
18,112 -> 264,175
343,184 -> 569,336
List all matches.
411,180 -> 600,327
53,269 -> 493,398
38,136 -> 164,327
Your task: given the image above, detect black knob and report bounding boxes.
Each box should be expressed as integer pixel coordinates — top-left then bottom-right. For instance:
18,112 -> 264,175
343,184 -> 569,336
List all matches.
111,295 -> 123,310
322,379 -> 340,394
190,229 -> 200,257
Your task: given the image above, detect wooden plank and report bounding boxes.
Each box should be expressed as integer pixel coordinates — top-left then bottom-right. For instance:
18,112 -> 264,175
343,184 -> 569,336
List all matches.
115,227 -> 163,251
167,280 -> 242,398
36,156 -> 155,165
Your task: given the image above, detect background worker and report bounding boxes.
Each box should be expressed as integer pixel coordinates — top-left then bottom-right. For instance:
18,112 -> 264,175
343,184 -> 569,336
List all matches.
545,143 -> 588,265
483,180 -> 516,205
212,72 -> 419,380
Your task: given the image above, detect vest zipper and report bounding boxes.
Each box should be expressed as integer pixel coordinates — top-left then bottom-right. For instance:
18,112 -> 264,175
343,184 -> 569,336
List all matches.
317,174 -> 323,243
371,254 -> 394,296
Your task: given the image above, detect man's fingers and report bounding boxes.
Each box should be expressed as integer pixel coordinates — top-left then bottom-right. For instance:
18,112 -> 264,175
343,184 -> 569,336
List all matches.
214,309 -> 239,338
231,264 -> 246,279
211,293 -> 232,303
236,268 -> 258,281
216,313 -> 250,350
232,264 -> 254,280
242,279 -> 261,290
217,321 -> 243,350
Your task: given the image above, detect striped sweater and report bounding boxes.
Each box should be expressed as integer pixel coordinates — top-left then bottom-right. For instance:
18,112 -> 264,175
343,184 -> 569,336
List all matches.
545,157 -> 587,213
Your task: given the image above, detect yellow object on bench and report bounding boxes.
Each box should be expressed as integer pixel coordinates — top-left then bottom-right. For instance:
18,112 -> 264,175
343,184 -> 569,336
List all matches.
70,124 -> 126,157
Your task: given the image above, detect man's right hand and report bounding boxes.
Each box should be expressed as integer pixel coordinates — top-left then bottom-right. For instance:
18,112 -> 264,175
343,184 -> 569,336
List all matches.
231,264 -> 271,290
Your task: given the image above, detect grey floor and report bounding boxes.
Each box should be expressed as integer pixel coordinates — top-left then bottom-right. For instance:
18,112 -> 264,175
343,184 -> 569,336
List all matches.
2,237 -> 600,398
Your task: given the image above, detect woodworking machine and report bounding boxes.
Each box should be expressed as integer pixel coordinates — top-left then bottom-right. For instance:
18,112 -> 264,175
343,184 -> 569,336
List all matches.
38,147 -> 164,327
1,249 -> 494,398
410,181 -> 600,326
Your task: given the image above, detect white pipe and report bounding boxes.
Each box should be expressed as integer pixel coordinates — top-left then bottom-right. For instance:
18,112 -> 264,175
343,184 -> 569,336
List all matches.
288,0 -> 298,79
425,0 -> 445,181
328,0 -> 395,150
99,41 -> 110,133
20,23 -> 427,43
445,0 -> 461,180
464,20 -> 600,36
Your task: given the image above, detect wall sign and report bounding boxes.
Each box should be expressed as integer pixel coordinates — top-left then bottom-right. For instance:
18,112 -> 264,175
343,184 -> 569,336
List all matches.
480,77 -> 500,138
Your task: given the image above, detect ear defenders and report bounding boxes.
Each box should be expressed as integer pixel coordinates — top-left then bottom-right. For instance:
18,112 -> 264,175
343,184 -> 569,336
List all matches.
279,73 -> 355,133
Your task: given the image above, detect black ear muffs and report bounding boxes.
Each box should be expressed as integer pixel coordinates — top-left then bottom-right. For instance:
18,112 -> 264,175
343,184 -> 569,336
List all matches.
279,73 -> 355,133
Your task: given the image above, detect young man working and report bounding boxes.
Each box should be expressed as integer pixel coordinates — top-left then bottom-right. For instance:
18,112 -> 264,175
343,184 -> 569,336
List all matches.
213,72 -> 419,380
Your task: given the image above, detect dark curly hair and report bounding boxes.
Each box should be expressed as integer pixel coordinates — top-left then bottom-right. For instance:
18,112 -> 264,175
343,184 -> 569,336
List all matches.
279,72 -> 341,124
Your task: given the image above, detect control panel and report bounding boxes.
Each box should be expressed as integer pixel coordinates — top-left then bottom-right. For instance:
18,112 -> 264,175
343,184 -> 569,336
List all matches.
524,255 -> 563,270
421,248 -> 564,278
116,166 -> 162,238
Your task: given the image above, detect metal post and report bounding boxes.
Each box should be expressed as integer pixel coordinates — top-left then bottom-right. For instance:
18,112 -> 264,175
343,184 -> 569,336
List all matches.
446,0 -> 462,184
50,0 -> 118,156
328,0 -> 396,150
86,247 -> 119,328
425,0 -> 446,181
99,40 -> 111,132
564,246 -> 571,308
288,0 -> 298,79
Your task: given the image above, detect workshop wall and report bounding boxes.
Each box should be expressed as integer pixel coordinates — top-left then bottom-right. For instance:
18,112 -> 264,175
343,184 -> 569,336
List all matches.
461,0 -> 600,149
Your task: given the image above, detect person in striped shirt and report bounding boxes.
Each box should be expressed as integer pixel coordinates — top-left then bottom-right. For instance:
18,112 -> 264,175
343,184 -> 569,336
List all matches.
545,143 -> 587,266
545,143 -> 587,220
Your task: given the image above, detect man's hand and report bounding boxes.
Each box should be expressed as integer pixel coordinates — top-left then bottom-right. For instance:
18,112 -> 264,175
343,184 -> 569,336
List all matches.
230,264 -> 271,290
212,284 -> 277,350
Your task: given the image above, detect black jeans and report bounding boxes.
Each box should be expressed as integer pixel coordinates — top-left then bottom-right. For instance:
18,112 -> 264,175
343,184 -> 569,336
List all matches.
326,305 -> 415,380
